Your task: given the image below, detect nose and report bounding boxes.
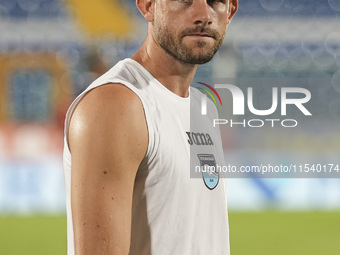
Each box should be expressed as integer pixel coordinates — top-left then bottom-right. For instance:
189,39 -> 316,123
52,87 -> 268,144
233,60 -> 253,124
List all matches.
192,0 -> 213,26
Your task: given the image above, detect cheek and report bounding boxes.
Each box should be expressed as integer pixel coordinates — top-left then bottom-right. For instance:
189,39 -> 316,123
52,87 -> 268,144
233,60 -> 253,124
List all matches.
157,1 -> 182,18
155,5 -> 183,34
160,1 -> 192,25
167,1 -> 186,12
154,4 -> 177,29
217,4 -> 228,13
215,6 -> 229,27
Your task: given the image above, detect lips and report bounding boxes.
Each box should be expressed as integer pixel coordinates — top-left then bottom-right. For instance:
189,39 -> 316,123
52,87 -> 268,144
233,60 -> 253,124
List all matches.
184,33 -> 215,39
186,33 -> 214,37
181,27 -> 218,39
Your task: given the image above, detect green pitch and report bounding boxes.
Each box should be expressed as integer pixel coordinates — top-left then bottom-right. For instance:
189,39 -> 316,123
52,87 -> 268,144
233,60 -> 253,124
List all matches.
0,215 -> 67,255
229,211 -> 340,255
0,211 -> 339,255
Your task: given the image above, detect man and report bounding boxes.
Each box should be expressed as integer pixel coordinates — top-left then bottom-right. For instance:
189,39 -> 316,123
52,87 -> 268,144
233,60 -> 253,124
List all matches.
63,0 -> 238,254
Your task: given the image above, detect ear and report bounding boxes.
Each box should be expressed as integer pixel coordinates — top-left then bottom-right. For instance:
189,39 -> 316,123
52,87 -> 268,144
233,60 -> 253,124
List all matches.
136,0 -> 155,22
227,0 -> 238,23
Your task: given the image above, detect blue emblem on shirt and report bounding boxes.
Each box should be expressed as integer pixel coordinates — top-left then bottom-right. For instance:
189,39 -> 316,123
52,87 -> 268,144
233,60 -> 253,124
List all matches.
197,154 -> 219,190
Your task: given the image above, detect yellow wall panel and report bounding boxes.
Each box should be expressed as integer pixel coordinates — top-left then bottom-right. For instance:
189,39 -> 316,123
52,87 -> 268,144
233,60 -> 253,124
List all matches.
66,0 -> 134,38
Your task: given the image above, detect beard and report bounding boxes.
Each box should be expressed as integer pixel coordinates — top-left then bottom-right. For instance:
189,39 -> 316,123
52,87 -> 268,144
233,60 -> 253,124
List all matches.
154,22 -> 225,65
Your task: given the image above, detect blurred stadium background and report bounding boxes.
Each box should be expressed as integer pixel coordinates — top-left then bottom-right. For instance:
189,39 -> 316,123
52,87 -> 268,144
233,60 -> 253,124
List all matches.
0,0 -> 339,254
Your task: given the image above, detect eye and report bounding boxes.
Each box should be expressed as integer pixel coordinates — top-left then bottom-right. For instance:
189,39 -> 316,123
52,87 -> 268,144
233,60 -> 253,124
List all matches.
207,0 -> 225,3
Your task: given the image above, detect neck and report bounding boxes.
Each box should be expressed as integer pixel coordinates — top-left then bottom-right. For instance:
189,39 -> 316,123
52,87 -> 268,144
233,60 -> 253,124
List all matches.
131,34 -> 197,98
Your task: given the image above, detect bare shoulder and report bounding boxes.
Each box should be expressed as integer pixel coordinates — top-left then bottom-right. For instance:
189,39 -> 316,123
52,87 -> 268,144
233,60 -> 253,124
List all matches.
73,83 -> 144,116
69,83 -> 148,166
69,83 -> 145,135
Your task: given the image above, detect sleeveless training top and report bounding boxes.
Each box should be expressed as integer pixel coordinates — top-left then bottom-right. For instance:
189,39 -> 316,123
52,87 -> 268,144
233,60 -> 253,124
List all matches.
63,58 -> 230,255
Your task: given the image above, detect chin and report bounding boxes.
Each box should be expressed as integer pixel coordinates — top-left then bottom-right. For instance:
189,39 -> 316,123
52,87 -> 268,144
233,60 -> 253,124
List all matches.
182,55 -> 214,65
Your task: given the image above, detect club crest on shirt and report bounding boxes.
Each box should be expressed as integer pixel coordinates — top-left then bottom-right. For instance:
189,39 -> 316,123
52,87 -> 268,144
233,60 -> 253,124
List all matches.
197,154 -> 219,190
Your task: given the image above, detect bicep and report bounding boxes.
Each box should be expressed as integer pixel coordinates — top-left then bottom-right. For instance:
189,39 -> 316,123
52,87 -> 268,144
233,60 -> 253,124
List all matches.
68,84 -> 148,255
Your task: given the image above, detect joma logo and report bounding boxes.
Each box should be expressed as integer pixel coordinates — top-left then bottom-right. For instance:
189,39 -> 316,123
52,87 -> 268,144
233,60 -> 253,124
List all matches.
186,132 -> 214,146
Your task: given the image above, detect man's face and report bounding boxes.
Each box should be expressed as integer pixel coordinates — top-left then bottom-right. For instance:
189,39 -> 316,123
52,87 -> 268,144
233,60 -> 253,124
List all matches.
153,0 -> 232,65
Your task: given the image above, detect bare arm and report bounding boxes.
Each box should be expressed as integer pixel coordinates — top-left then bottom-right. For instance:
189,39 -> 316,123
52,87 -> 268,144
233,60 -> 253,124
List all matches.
68,84 -> 148,254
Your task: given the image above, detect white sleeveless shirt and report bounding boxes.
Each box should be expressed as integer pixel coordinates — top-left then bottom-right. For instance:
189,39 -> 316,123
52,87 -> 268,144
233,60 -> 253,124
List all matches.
63,58 -> 230,255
